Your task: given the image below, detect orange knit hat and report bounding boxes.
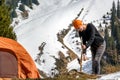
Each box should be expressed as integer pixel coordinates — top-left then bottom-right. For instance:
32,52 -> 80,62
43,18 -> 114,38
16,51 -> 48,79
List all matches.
72,19 -> 83,29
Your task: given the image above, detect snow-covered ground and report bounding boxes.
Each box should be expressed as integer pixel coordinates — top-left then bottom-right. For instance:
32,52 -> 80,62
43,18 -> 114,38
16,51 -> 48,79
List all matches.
13,0 -> 120,79
99,71 -> 120,79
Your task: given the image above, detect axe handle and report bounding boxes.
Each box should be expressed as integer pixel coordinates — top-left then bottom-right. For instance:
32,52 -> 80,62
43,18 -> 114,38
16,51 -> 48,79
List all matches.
80,37 -> 83,72
80,51 -> 83,72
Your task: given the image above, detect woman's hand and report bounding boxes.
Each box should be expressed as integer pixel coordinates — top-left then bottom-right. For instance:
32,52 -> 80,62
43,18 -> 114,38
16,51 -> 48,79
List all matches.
82,44 -> 86,49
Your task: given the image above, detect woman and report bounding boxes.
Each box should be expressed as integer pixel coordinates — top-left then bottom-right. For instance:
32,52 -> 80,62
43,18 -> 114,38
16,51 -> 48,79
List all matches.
72,19 -> 106,75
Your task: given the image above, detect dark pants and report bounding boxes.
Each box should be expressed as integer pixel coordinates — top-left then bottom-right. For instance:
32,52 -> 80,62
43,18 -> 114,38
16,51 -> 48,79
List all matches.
91,41 -> 106,74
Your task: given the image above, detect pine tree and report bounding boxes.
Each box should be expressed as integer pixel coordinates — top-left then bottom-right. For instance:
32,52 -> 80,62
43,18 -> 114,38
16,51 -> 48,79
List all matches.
116,24 -> 120,52
11,9 -> 17,18
111,1 -> 116,37
32,0 -> 39,5
5,0 -> 19,9
104,27 -> 109,50
108,36 -> 116,50
21,0 -> 26,4
19,4 -> 25,12
5,0 -> 12,8
28,0 -> 32,9
117,0 -> 120,19
0,1 -> 16,40
98,23 -> 102,30
21,0 -> 32,9
0,0 -> 4,5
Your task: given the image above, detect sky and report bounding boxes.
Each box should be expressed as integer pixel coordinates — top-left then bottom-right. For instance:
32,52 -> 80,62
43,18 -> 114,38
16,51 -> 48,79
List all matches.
12,0 -> 120,79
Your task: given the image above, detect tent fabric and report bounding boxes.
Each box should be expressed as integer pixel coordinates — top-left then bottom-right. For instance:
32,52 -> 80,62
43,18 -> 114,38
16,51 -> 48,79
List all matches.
0,51 -> 18,78
0,37 -> 40,79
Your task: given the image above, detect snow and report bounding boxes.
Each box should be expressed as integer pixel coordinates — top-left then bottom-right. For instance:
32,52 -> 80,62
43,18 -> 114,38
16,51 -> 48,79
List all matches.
99,72 -> 120,79
13,0 -> 120,79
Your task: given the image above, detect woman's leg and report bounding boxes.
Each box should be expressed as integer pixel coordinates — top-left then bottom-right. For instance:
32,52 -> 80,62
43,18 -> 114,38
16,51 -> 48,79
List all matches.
91,48 -> 96,74
94,41 -> 106,74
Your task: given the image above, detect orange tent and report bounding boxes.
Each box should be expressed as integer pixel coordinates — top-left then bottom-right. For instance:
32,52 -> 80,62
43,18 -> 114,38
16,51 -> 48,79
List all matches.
0,37 -> 40,79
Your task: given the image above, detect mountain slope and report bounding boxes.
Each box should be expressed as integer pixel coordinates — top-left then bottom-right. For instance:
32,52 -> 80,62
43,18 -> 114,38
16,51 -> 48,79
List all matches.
13,0 -> 117,78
